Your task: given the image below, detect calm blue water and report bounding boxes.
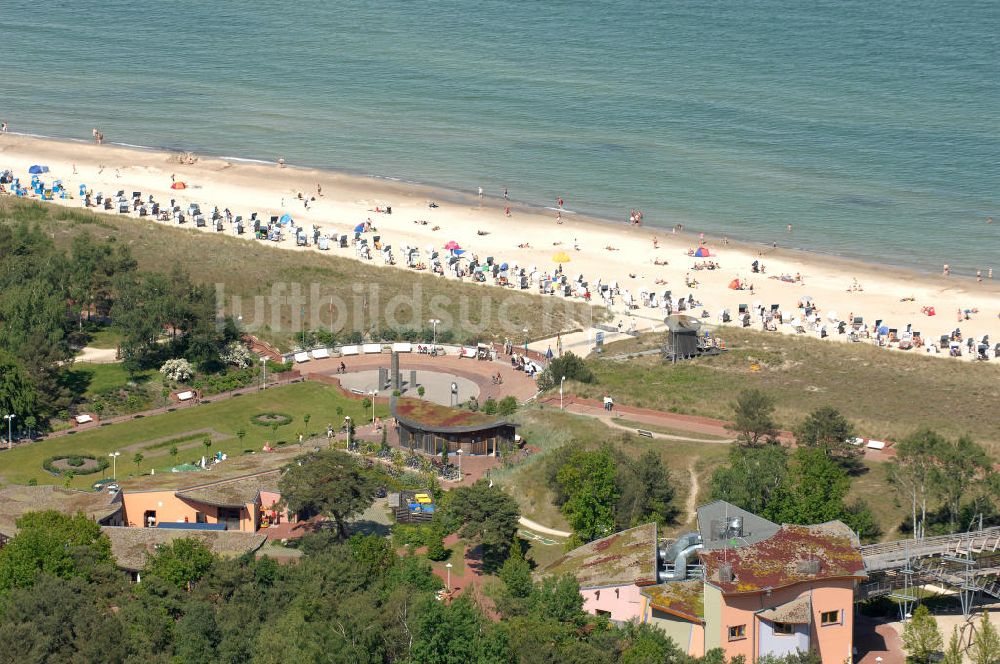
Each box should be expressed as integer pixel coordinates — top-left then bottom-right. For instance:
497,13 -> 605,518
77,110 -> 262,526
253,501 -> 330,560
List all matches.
2,0 -> 998,273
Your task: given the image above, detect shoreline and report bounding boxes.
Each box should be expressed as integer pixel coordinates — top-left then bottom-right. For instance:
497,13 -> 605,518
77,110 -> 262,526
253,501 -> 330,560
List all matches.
2,133 -> 998,363
3,128 -> 991,281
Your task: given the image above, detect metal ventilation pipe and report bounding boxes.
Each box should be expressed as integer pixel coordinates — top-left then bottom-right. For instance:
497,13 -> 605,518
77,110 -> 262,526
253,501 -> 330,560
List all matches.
657,532 -> 703,582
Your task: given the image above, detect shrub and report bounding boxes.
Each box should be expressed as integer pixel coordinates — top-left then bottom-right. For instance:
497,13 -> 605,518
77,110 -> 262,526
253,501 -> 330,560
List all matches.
482,397 -> 498,415
497,396 -> 518,417
159,358 -> 194,382
538,352 -> 593,390
67,456 -> 85,467
220,341 -> 254,369
42,454 -> 109,476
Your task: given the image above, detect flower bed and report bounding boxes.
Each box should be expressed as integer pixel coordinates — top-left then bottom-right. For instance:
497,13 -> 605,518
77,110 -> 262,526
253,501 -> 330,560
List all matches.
250,412 -> 293,427
43,454 -> 110,476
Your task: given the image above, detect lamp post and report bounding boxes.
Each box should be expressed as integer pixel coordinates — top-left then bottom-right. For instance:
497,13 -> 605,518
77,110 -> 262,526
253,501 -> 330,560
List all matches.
369,389 -> 378,423
560,376 -> 566,410
522,327 -> 529,354
457,448 -> 463,479
3,414 -> 14,450
429,318 -> 440,346
261,357 -> 267,390
108,451 -> 121,480
445,562 -> 453,591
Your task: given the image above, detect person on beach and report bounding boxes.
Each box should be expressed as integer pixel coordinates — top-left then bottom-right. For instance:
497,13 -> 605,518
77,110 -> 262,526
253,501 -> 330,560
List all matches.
72,164 -> 77,175
653,237 -> 659,249
478,186 -> 483,200
317,183 -> 323,197
943,264 -> 950,276
278,157 -> 286,168
977,270 -> 983,283
787,224 -> 792,233
1,122 -> 7,133
556,210 -> 562,224
504,206 -> 511,217
503,187 -> 508,200
557,197 -> 564,209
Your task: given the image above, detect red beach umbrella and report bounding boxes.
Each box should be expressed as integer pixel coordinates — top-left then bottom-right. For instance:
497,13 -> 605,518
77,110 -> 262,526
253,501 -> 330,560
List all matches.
171,181 -> 187,190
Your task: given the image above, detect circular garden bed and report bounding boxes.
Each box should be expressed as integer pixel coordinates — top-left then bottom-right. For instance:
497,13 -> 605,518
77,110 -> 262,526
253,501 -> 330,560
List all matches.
250,412 -> 293,427
43,454 -> 110,476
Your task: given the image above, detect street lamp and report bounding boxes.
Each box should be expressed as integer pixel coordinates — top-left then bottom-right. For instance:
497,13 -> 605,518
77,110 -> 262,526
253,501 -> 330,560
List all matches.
445,562 -> 453,591
3,414 -> 14,450
369,390 -> 378,423
108,451 -> 121,480
261,357 -> 268,390
457,448 -> 463,478
560,375 -> 566,410
522,327 -> 529,354
428,318 -> 440,346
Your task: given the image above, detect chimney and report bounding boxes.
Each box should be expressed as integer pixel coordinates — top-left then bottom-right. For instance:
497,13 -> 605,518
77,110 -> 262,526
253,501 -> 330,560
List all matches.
795,559 -> 821,575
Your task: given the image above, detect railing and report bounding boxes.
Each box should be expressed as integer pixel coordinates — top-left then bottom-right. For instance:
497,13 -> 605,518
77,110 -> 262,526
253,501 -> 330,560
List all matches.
861,527 -> 1000,572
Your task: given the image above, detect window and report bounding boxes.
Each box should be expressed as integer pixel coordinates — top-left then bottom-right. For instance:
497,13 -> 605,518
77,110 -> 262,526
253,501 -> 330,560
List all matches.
821,610 -> 841,626
773,622 -> 794,635
728,625 -> 747,641
195,512 -> 207,523
596,609 -> 611,617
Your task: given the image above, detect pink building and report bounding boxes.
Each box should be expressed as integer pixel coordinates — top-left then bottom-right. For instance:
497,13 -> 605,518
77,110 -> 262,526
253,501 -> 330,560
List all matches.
547,502 -> 866,663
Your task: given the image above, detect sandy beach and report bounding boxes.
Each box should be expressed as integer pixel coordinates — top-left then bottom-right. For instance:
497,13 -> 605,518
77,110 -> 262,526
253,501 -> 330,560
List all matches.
2,133 -> 998,360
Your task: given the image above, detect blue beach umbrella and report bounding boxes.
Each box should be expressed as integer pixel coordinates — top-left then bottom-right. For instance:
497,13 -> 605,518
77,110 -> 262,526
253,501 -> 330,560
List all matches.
453,249 -> 466,256
279,213 -> 292,224
28,165 -> 49,174
878,325 -> 889,335
354,223 -> 365,233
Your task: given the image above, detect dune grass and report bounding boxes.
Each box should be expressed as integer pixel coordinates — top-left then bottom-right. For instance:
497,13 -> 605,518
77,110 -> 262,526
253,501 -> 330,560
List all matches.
0,198 -> 600,348
0,381 -> 387,489
570,327 -> 1000,451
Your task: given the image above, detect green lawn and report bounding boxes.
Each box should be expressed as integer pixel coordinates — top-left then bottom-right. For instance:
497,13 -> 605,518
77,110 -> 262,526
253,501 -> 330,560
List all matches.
68,362 -> 156,397
0,381 -> 388,489
86,326 -> 122,349
610,417 -> 729,441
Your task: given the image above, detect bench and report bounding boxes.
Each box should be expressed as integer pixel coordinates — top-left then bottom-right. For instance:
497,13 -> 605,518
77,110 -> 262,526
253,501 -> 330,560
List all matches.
311,348 -> 331,359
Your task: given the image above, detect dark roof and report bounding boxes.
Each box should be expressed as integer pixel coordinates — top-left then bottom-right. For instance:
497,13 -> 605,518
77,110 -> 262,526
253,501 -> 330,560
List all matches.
641,581 -> 705,623
696,500 -> 781,550
664,314 -> 701,334
175,469 -> 282,508
0,484 -> 121,538
102,526 -> 266,571
700,521 -> 866,595
392,397 -> 513,433
543,523 -> 658,589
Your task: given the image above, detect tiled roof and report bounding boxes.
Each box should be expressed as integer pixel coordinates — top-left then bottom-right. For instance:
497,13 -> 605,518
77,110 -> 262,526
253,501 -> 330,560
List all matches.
176,469 -> 282,508
543,523 -> 658,589
642,580 -> 705,623
0,484 -> 121,537
101,526 -> 266,571
392,397 -> 510,432
700,521 -> 865,594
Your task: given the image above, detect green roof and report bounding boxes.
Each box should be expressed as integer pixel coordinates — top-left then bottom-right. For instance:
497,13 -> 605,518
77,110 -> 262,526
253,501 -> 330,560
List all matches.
543,523 -> 658,589
642,580 -> 705,623
392,397 -> 510,432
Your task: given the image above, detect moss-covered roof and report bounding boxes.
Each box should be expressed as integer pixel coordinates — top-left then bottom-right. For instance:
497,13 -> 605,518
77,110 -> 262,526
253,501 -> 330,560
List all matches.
392,397 -> 510,432
176,470 -> 282,508
0,484 -> 121,538
642,580 -> 705,623
543,523 -> 658,589
102,526 -> 266,571
700,522 -> 865,595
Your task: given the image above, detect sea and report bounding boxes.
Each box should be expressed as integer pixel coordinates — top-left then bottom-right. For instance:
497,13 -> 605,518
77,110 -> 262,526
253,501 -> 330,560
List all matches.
1,0 -> 997,274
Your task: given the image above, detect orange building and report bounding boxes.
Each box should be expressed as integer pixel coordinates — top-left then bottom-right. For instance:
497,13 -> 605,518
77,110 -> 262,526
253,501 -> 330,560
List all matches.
550,501 -> 866,663
120,469 -> 287,531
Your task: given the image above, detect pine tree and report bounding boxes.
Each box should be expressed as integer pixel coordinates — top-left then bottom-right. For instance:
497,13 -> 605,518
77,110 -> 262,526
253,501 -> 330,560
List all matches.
942,626 -> 963,664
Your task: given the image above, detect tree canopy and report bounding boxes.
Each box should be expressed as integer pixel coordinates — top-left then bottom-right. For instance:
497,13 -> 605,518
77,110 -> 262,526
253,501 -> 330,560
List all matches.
278,449 -> 379,538
446,480 -> 520,572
